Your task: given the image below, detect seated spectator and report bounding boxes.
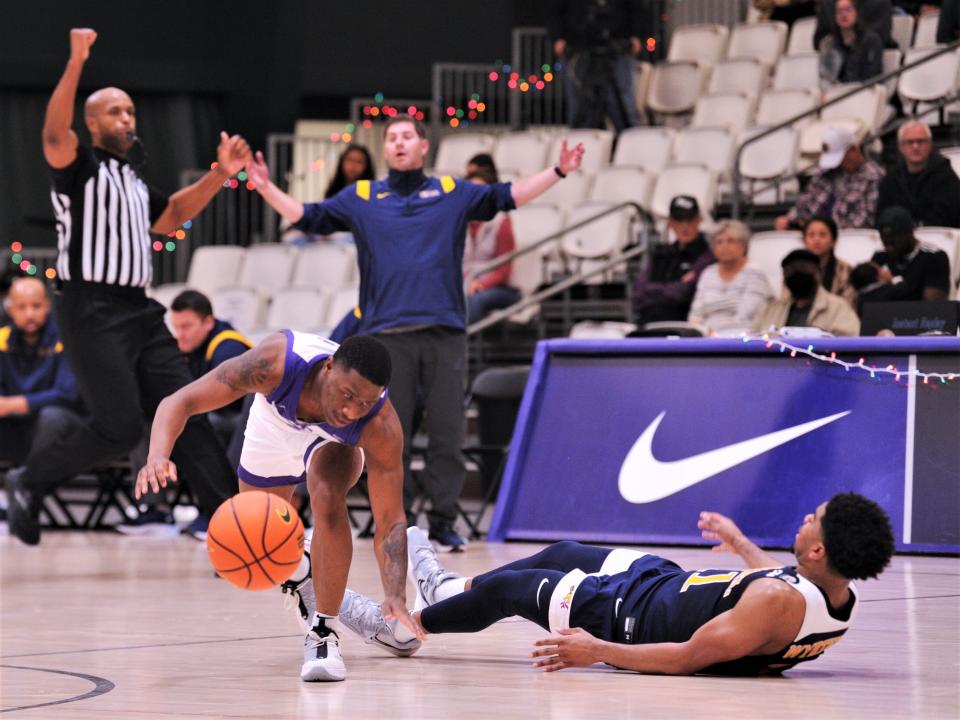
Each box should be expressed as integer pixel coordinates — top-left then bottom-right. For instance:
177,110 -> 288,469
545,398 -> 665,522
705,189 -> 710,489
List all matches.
324,144 -> 375,198
819,0 -> 885,84
753,249 -> 861,335
466,153 -> 498,180
1,277 -> 86,539
633,195 -> 716,324
876,120 -> 960,229
688,221 -> 773,335
858,205 -> 951,304
463,168 -> 520,324
815,0 -> 893,48
118,290 -> 252,538
938,0 -> 959,42
802,215 -> 856,305
775,126 -> 884,230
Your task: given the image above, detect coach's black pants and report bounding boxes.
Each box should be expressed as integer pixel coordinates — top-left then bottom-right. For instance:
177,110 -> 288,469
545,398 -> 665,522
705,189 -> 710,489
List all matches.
36,282 -> 236,517
374,326 -> 466,530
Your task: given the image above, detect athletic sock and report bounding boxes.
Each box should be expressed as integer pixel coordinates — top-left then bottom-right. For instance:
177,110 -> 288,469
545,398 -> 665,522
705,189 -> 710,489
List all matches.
434,576 -> 468,602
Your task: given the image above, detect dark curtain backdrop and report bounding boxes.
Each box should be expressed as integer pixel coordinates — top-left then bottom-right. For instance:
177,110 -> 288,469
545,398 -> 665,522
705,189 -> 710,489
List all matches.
0,92 -> 226,250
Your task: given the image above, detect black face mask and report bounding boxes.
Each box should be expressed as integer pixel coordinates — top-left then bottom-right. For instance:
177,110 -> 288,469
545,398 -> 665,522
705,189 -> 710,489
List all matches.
785,271 -> 818,299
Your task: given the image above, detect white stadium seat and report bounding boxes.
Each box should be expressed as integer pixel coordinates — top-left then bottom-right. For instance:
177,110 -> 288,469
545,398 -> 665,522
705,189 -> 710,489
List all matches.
561,201 -> 635,284
148,282 -> 188,309
755,88 -> 819,127
528,170 -> 591,212
509,205 -> 564,302
942,146 -> 960,177
237,244 -> 297,299
210,287 -> 266,335
667,23 -> 730,65
292,243 -> 356,291
646,61 -> 706,115
738,126 -> 800,203
786,16 -> 817,55
913,11 -> 940,47
749,231 -> 804,294
432,133 -> 496,176
265,287 -> 329,333
185,245 -> 246,297
674,127 -> 736,180
321,286 -> 361,335
707,58 -> 768,101
835,228 -> 883,267
613,127 -> 675,173
890,13 -> 915,52
691,92 -> 755,135
882,49 -> 903,97
726,21 -> 788,67
492,132 -> 549,177
898,48 -> 960,105
650,163 -> 717,222
773,53 -> 820,90
589,166 -> 653,210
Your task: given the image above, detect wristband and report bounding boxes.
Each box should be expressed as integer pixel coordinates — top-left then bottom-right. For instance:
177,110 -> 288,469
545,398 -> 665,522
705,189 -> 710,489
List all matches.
553,165 -> 566,179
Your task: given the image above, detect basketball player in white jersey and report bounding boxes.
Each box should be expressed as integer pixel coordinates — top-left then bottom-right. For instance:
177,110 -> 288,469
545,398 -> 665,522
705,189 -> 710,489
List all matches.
136,332 -> 424,682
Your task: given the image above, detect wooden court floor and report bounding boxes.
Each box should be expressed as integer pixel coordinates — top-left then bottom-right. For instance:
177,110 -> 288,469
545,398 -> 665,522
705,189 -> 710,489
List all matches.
1,531 -> 958,719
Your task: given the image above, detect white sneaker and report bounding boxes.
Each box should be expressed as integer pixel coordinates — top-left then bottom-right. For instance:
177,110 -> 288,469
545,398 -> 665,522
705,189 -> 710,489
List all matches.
300,615 -> 346,682
407,526 -> 462,611
281,528 -> 315,632
338,589 -> 421,657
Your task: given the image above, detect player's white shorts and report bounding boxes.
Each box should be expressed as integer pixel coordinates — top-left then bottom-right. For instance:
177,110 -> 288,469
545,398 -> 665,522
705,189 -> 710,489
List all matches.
237,394 -> 361,488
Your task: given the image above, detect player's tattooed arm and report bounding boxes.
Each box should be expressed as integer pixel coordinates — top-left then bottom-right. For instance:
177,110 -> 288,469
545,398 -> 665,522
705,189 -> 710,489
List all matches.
213,334 -> 284,396
380,521 -> 408,597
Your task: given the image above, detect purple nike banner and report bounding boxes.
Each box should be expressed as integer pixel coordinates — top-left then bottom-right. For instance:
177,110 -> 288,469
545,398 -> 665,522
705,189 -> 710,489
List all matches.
488,338 -> 960,553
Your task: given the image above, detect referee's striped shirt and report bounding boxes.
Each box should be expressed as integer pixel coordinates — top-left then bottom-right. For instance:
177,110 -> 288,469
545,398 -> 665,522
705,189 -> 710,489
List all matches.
49,146 -> 168,288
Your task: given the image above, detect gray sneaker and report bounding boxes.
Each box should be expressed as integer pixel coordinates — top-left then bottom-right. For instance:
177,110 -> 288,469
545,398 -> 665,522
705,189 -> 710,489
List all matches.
338,589 -> 421,657
407,526 -> 462,611
281,527 -> 315,632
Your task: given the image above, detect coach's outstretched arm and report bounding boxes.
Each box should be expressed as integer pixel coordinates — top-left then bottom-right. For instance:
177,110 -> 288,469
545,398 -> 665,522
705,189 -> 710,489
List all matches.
698,511 -> 781,568
533,578 -> 802,674
509,139 -> 585,208
135,335 -> 285,497
246,150 -> 306,224
42,28 -> 95,169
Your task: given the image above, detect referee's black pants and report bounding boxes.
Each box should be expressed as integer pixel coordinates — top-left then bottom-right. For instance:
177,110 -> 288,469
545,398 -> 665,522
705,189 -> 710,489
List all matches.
34,282 -> 236,518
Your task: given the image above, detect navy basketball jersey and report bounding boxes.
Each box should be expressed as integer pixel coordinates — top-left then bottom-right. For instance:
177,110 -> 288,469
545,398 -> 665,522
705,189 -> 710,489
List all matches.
590,558 -> 858,675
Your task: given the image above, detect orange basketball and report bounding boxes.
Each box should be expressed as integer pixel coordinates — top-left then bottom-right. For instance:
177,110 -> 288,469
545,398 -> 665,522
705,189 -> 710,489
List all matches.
206,491 -> 305,591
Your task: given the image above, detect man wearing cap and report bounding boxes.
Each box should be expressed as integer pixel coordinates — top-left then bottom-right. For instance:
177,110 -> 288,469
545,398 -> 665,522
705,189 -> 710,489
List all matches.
753,249 -> 861,336
774,126 -> 884,231
876,120 -> 960,229
633,195 -> 715,324
857,205 -> 951,304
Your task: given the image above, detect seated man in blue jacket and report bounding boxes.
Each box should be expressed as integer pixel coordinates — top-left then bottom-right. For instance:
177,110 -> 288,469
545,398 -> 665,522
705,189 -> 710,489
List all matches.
1,277 -> 86,544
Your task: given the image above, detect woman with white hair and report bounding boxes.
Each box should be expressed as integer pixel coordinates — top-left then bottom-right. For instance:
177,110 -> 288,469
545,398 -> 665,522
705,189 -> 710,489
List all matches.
688,221 -> 773,335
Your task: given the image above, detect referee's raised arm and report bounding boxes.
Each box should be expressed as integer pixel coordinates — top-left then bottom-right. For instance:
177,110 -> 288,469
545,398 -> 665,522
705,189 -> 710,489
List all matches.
42,28 -> 95,169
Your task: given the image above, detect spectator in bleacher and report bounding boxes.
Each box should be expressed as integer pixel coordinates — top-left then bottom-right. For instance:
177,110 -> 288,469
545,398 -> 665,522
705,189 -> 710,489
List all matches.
753,249 -> 861,335
774,126 -> 884,231
246,113 -> 585,551
633,195 -> 716,324
325,144 -> 375,199
0,278 -> 86,543
876,120 -> 960,229
819,0 -> 885,84
815,0 -> 893,49
550,0 -> 643,132
466,154 -> 498,181
857,205 -> 951,303
463,169 -> 520,325
937,0 -> 959,42
803,215 -> 857,304
8,28 -> 244,546
688,221 -> 773,335
118,290 -> 254,537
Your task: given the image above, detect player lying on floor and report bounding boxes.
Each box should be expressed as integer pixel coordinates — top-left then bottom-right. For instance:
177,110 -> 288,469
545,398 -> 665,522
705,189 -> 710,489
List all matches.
403,492 -> 893,675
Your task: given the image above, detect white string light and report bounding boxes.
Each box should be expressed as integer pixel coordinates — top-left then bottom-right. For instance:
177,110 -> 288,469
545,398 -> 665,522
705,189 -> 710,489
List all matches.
740,334 -> 958,386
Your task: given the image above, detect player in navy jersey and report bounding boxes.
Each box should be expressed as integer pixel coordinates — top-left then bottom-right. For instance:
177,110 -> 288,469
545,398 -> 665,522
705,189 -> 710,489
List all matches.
404,492 -> 893,675
136,333 -> 425,682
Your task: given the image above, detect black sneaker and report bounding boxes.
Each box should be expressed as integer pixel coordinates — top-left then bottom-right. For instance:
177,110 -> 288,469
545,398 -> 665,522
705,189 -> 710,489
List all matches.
5,468 -> 40,546
116,506 -> 179,537
429,523 -> 467,553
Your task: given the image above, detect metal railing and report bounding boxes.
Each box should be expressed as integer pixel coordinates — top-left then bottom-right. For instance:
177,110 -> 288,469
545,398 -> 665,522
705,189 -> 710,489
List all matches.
465,201 -> 654,334
731,39 -> 960,219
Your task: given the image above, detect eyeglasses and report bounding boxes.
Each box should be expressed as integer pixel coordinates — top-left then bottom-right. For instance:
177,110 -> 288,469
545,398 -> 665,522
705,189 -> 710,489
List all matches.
900,138 -> 931,146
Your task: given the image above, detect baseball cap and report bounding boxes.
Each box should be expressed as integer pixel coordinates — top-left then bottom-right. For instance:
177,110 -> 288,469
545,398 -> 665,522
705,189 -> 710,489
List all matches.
876,205 -> 915,237
819,126 -> 857,170
669,195 -> 700,221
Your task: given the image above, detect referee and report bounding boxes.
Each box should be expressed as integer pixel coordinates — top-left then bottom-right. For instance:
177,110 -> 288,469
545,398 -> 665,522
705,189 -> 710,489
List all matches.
4,28 -> 248,545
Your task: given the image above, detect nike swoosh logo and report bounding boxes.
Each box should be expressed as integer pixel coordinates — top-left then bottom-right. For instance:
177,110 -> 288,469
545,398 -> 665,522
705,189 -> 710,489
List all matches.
277,506 -> 292,523
536,578 -> 549,610
614,598 -> 623,617
618,410 -> 850,504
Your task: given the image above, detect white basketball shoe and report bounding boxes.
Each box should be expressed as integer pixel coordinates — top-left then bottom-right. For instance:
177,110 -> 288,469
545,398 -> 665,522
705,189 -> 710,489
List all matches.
301,613 -> 346,682
407,526 -> 463,611
281,528 -> 316,632
338,589 -> 421,657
